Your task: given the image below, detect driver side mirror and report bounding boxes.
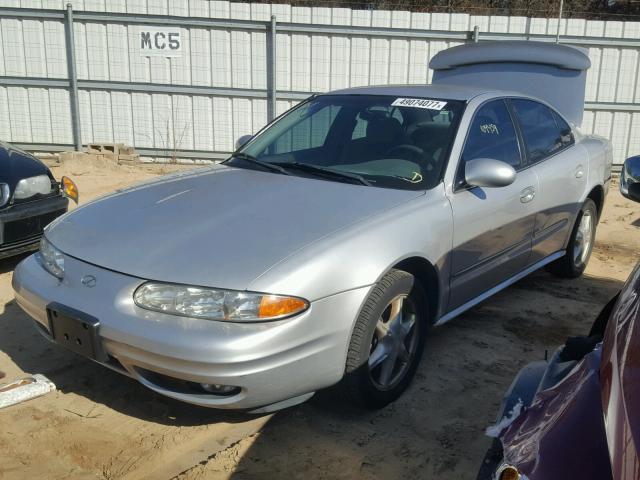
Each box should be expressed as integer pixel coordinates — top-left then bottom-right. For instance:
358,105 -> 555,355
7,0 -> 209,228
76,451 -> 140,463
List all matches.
621,155 -> 640,203
464,158 -> 516,188
235,134 -> 253,150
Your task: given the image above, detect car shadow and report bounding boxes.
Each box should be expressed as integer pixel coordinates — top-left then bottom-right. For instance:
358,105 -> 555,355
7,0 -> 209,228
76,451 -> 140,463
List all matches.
0,252 -> 32,275
218,269 -> 625,479
0,294 -> 249,427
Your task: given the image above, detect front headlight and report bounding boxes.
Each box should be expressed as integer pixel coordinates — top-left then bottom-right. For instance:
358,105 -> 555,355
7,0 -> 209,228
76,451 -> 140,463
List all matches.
134,282 -> 309,322
38,237 -> 65,279
14,175 -> 52,200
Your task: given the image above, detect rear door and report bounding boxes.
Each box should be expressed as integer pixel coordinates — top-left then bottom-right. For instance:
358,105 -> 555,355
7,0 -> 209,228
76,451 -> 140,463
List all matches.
509,99 -> 587,264
447,99 -> 538,310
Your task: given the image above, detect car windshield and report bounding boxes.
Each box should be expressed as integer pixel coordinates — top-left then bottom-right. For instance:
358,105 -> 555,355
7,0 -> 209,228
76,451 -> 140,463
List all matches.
230,94 -> 465,190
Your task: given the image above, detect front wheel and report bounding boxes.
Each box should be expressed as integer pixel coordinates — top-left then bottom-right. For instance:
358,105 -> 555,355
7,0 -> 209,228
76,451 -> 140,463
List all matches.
340,269 -> 429,409
547,198 -> 598,278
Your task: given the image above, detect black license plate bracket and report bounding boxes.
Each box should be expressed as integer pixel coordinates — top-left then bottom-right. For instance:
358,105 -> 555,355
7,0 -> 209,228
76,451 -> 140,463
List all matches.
47,303 -> 106,362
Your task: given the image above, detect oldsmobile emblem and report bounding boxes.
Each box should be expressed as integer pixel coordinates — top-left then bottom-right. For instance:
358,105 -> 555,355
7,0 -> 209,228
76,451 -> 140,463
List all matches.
81,275 -> 97,288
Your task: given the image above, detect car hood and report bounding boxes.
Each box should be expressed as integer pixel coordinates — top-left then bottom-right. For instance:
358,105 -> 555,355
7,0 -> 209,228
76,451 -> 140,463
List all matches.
46,165 -> 422,292
0,142 -> 52,191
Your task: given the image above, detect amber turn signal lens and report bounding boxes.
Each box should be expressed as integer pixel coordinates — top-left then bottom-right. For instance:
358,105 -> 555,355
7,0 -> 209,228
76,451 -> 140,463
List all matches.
258,295 -> 308,319
499,465 -> 520,480
61,176 -> 79,203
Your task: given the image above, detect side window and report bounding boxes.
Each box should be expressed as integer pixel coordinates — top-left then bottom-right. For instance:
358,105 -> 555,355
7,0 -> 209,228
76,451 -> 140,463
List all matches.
459,99 -> 521,183
552,110 -> 575,149
511,99 -> 568,163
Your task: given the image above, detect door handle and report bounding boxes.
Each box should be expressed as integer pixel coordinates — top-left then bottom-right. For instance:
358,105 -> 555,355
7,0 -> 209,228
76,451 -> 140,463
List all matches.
575,165 -> 584,178
520,186 -> 536,203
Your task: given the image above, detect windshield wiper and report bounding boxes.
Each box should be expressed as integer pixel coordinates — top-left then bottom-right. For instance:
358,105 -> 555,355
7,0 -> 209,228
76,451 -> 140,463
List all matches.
227,153 -> 290,175
272,162 -> 371,186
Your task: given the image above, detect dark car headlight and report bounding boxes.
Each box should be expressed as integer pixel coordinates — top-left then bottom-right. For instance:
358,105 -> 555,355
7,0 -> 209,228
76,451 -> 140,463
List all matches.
14,175 -> 52,200
620,165 -> 637,195
0,183 -> 8,207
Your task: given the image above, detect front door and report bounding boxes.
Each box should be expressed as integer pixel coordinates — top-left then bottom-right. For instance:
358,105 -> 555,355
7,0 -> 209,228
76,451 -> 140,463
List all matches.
447,99 -> 538,311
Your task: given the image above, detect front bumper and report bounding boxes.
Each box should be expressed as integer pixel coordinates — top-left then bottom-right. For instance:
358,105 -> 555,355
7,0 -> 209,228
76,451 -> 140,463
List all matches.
12,254 -> 370,410
0,195 -> 68,260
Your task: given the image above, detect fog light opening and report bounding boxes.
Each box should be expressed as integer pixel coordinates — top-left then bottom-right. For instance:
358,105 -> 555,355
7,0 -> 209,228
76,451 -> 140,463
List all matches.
199,383 -> 240,396
498,465 -> 520,480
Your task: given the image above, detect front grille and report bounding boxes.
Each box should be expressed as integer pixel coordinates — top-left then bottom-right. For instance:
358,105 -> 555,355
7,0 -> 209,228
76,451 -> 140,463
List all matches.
2,209 -> 65,245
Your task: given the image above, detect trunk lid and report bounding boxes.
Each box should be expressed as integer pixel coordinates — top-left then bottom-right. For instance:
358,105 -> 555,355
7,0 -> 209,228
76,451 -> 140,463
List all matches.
430,41 -> 591,126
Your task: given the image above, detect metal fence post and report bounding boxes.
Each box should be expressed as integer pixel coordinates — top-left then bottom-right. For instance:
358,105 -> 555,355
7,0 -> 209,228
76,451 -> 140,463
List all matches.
64,3 -> 82,151
556,0 -> 564,43
267,15 -> 277,122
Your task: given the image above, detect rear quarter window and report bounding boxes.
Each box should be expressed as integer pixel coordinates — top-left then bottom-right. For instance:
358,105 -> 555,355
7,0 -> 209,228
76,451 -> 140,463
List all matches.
551,110 -> 575,149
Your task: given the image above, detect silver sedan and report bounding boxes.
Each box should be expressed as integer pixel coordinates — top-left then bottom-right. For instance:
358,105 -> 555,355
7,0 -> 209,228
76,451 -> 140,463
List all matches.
13,82 -> 611,412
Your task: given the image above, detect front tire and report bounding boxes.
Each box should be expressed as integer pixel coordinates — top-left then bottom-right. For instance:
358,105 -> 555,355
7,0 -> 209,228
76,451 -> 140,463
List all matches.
340,269 -> 429,409
547,198 -> 598,278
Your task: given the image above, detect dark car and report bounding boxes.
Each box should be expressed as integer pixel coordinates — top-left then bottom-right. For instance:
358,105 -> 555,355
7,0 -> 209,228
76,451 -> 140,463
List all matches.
620,155 -> 640,202
0,142 -> 77,260
477,156 -> 640,480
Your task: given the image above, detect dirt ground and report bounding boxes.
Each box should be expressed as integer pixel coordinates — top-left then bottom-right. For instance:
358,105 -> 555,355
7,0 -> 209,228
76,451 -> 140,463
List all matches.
0,157 -> 638,480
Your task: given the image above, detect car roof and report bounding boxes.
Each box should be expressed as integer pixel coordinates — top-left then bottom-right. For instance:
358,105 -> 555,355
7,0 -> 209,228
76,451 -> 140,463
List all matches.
324,84 -> 503,101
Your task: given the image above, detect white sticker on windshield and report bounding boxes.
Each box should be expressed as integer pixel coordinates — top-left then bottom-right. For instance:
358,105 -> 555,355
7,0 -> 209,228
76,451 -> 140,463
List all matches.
391,98 -> 447,110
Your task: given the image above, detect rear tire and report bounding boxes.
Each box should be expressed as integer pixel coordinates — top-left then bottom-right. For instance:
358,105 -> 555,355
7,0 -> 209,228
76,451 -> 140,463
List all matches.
546,198 -> 597,278
340,269 -> 429,409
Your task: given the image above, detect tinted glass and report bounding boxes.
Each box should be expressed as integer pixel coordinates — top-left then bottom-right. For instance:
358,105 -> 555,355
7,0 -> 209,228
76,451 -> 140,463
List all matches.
461,99 -> 521,171
512,99 -> 567,163
236,95 -> 464,190
552,110 -> 575,149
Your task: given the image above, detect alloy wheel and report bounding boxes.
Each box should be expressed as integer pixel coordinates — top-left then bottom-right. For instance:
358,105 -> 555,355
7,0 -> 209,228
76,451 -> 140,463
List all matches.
573,210 -> 593,266
368,294 -> 419,390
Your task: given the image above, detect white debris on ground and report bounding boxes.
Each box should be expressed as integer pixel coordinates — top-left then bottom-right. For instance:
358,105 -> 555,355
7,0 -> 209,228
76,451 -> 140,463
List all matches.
485,399 -> 524,438
0,374 -> 56,409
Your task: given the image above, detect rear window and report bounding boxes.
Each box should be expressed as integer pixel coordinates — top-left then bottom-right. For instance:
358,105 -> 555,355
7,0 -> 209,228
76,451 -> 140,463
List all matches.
511,99 -> 571,163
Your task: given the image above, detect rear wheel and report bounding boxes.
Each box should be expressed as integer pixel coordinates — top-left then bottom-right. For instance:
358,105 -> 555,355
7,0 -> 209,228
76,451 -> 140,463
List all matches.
340,269 -> 429,409
547,198 -> 597,278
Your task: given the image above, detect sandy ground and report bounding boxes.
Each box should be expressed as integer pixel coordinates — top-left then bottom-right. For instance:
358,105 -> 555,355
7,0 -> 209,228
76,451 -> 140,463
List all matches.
0,157 -> 638,480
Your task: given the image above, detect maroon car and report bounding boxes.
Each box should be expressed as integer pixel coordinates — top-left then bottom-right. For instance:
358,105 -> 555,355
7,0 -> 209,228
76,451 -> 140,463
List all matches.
478,157 -> 640,480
